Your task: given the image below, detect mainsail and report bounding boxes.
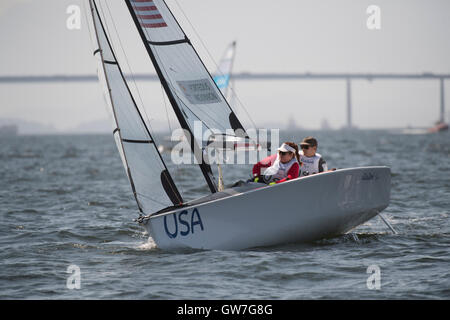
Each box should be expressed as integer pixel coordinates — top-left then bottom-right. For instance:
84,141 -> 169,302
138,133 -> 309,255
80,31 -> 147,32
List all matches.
125,0 -> 249,192
88,0 -> 183,214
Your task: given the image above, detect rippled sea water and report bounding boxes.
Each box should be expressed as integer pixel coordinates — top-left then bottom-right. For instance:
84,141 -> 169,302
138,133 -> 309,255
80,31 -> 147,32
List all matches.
0,130 -> 449,299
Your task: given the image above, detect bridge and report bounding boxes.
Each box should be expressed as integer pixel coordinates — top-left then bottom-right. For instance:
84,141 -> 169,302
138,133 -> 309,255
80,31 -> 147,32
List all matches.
1,72 -> 448,127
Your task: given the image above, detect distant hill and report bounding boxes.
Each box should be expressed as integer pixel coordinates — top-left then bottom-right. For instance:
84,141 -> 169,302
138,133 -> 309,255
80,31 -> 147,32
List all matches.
68,118 -> 112,134
67,118 -> 173,134
0,117 -> 178,135
0,118 -> 56,135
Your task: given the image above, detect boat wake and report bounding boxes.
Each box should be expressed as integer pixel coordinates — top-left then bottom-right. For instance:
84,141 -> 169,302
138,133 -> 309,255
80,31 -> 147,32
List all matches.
137,237 -> 158,251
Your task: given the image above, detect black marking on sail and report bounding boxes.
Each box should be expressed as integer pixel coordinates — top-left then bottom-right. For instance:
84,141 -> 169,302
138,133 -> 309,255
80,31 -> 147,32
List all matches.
148,38 -> 189,46
229,112 -> 248,138
93,48 -> 101,55
161,170 -> 183,205
104,60 -> 118,65
113,128 -> 119,134
122,138 -> 154,144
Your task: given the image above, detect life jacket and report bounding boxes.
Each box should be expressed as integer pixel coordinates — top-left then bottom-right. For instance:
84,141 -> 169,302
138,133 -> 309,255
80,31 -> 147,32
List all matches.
299,151 -> 327,176
263,155 -> 298,182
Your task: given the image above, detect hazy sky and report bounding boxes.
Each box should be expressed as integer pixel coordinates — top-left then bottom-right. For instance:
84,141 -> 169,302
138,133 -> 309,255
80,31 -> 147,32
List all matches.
1,0 -> 450,131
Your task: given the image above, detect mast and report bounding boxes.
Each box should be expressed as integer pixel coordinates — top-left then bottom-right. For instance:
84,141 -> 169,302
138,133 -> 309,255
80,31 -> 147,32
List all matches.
124,0 -> 248,194
346,78 -> 352,129
226,41 -> 237,104
88,0 -> 183,213
225,41 -> 236,100
440,78 -> 445,123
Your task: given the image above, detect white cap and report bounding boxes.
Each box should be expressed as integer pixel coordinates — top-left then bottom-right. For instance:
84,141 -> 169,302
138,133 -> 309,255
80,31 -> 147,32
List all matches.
277,143 -> 295,153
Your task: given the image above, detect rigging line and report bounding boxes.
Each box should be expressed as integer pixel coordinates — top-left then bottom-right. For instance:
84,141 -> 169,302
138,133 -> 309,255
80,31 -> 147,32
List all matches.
220,75 -> 258,133
161,83 -> 173,133
222,63 -> 258,131
135,191 -> 172,208
82,0 -> 96,52
229,89 -> 258,130
172,0 -> 257,130
97,1 -> 114,55
103,1 -> 157,142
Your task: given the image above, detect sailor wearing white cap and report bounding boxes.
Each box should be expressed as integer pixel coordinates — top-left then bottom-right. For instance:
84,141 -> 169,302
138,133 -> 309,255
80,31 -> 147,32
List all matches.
262,142 -> 300,184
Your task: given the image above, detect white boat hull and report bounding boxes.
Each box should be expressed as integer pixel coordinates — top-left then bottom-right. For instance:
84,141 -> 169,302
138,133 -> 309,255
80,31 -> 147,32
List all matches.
142,167 -> 391,250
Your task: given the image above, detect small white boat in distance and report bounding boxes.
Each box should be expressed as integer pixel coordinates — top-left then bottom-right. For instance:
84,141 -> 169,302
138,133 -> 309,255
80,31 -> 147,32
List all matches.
145,166 -> 390,250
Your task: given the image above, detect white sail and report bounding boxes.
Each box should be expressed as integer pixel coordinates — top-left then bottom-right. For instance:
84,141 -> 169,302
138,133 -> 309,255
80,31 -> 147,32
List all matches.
213,41 -> 236,102
88,0 -> 183,214
126,0 -> 247,144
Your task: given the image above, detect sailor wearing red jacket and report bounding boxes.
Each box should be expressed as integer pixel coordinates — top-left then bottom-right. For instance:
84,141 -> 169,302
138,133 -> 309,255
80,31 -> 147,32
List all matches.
252,142 -> 300,184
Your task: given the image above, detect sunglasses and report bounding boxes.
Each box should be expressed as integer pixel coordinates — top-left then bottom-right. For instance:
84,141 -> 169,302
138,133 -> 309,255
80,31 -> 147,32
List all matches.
279,151 -> 292,155
301,145 -> 313,150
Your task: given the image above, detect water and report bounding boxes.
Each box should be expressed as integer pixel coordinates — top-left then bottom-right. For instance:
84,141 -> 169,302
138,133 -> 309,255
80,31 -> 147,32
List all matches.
0,130 -> 449,299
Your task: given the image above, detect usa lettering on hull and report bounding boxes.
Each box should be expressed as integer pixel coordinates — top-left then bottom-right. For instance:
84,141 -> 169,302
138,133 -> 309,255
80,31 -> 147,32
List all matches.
164,208 -> 204,238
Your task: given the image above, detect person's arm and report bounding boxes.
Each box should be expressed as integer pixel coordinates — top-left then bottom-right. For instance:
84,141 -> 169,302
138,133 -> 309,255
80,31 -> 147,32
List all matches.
275,162 -> 300,183
318,157 -> 327,172
252,161 -> 272,176
252,154 -> 276,176
252,162 -> 262,176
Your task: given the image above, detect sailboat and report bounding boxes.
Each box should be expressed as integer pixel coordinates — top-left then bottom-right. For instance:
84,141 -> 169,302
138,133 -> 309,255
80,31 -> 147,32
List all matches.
87,0 -> 391,250
428,121 -> 449,133
213,41 -> 236,103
